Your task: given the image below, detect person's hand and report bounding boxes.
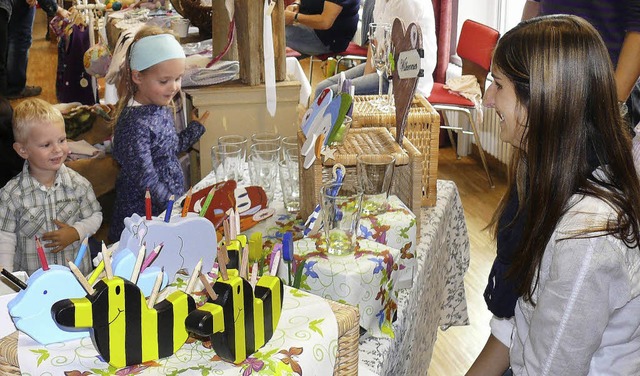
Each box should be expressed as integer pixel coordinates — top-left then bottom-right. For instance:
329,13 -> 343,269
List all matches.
56,7 -> 70,19
41,220 -> 80,254
191,109 -> 210,124
25,0 -> 36,7
284,9 -> 296,25
285,3 -> 299,12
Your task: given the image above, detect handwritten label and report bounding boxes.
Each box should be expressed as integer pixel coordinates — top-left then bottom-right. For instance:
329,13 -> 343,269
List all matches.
397,50 -> 422,79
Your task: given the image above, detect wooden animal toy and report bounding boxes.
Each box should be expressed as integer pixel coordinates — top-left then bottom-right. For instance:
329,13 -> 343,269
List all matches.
184,269 -> 284,363
391,18 -> 423,146
112,248 -> 168,297
115,212 -> 217,284
52,276 -> 196,368
8,265 -> 90,345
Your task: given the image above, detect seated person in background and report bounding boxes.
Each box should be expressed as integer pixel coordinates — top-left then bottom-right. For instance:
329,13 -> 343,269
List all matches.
466,15 -> 640,375
314,0 -> 437,99
0,98 -> 102,275
0,96 -> 22,187
284,0 -> 361,56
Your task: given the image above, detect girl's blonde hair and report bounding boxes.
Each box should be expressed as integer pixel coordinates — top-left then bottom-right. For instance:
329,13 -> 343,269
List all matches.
12,98 -> 65,143
113,25 -> 180,125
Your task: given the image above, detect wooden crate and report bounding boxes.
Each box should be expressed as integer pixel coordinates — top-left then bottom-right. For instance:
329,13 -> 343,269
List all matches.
298,127 -> 423,238
351,95 -> 440,206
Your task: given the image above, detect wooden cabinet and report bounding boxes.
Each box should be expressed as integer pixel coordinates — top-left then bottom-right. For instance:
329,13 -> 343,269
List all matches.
184,79 -> 302,180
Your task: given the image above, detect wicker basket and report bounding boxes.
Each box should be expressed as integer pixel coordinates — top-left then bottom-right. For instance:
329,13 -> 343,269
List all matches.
351,95 -> 440,206
0,300 -> 359,375
169,0 -> 212,37
0,331 -> 18,376
298,127 -> 423,238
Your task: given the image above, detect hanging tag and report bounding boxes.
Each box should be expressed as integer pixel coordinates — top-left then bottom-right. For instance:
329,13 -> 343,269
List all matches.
266,0 -> 276,16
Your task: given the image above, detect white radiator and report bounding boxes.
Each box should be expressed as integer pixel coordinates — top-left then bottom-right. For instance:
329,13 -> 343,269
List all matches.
444,63 -> 513,165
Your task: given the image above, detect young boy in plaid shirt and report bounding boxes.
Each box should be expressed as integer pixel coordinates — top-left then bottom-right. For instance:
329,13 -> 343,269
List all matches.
0,98 -> 102,275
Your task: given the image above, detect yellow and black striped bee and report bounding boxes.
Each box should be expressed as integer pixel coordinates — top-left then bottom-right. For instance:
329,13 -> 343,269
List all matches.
52,276 -> 196,368
185,269 -> 283,363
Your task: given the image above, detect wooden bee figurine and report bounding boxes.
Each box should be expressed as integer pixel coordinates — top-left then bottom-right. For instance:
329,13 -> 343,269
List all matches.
185,269 -> 284,363
52,276 -> 196,368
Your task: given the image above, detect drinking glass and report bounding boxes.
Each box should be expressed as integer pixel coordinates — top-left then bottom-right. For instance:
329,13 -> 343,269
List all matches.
357,154 -> 395,215
249,142 -> 281,203
320,181 -> 364,256
211,144 -> 242,183
383,44 -> 396,113
279,147 -> 300,213
368,23 -> 391,107
218,135 -> 248,183
251,131 -> 281,145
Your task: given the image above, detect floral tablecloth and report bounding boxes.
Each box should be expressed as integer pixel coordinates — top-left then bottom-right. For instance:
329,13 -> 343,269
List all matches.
359,180 -> 470,375
15,286 -> 339,376
283,237 -> 401,338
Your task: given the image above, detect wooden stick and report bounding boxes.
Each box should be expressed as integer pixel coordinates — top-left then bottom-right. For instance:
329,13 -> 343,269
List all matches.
102,242 -> 113,279
240,244 -> 249,279
198,272 -> 218,301
218,245 -> 229,281
223,219 -> 231,244
67,259 -> 95,295
185,259 -> 202,294
250,261 -> 258,289
147,268 -> 164,309
130,244 -> 146,284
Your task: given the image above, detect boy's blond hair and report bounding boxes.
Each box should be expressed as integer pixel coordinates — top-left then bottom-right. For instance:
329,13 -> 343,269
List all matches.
12,98 -> 65,143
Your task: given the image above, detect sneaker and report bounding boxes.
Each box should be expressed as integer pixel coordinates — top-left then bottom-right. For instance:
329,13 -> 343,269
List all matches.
6,86 -> 42,99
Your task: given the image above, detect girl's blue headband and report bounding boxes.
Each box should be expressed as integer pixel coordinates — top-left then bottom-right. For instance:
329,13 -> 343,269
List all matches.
130,34 -> 185,71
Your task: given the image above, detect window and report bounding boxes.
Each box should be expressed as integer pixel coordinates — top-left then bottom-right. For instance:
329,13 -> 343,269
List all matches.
456,0 -> 526,39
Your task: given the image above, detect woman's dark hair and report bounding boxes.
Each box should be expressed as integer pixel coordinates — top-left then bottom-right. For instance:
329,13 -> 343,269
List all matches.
490,15 -> 640,302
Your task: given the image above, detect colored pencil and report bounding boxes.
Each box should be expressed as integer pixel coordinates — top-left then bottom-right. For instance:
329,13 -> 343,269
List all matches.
73,237 -> 89,266
67,259 -> 94,295
164,195 -> 175,223
35,236 -> 49,271
199,188 -> 215,217
181,187 -> 192,217
130,244 -> 146,284
1,268 -> 27,290
145,188 -> 152,220
186,259 -> 203,294
147,268 -> 164,309
102,242 -> 113,279
88,260 -> 104,285
140,243 -> 163,273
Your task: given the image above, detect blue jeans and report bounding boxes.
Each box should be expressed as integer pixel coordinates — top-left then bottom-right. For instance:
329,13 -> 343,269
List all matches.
314,63 -> 389,99
6,2 -> 35,95
286,24 -> 332,56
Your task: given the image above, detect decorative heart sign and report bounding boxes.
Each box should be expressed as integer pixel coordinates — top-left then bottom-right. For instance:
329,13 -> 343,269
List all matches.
391,18 -> 423,146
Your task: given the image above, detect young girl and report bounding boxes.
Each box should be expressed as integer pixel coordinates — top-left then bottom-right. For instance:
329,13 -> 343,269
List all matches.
109,26 -> 208,242
467,15 -> 640,375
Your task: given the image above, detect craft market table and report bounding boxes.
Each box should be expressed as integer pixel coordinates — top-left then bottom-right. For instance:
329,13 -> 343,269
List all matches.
239,179 -> 470,374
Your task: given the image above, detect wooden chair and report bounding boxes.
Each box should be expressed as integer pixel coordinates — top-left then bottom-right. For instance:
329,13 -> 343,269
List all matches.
427,19 -> 499,188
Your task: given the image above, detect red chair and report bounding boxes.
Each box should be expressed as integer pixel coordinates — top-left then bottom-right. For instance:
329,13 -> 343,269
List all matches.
427,19 -> 499,188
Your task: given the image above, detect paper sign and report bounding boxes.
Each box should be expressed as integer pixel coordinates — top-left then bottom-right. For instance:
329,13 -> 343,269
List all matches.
397,50 -> 422,79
